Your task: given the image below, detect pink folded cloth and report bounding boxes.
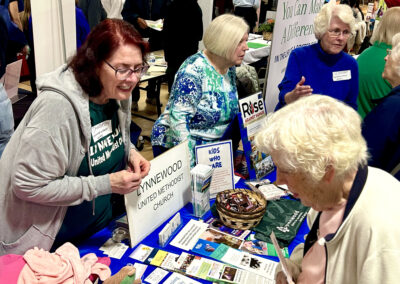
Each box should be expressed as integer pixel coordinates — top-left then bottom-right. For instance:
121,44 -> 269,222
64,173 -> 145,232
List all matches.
17,242 -> 111,284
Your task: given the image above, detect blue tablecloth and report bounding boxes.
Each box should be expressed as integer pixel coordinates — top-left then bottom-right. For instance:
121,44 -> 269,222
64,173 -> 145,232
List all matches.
78,171 -> 310,283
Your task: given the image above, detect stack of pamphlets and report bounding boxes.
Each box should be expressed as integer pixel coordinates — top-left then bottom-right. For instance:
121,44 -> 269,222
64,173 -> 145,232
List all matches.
191,164 -> 213,217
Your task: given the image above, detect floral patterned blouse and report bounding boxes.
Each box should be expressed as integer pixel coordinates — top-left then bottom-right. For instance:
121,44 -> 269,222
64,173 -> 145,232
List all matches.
151,51 -> 239,166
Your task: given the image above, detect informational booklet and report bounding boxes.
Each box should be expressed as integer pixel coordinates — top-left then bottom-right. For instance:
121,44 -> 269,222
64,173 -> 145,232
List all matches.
246,181 -> 288,200
198,228 -> 244,250
239,237 -> 289,258
160,252 -> 180,271
144,267 -> 169,284
128,243 -> 273,284
169,219 -> 209,251
197,242 -> 278,280
129,244 -> 155,262
145,19 -> 163,31
205,217 -> 251,240
164,272 -> 202,284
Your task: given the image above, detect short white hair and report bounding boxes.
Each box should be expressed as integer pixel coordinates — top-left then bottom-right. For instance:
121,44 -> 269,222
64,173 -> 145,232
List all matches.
255,95 -> 368,183
314,2 -> 355,40
203,14 -> 249,60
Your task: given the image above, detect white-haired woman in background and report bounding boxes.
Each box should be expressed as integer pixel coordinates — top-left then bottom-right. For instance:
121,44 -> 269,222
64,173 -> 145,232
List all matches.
362,33 -> 400,181
255,95 -> 400,284
151,14 -> 249,166
275,2 -> 358,110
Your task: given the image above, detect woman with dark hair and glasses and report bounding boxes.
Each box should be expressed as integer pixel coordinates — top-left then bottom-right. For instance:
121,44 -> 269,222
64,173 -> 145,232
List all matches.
275,1 -> 358,111
0,18 -> 151,255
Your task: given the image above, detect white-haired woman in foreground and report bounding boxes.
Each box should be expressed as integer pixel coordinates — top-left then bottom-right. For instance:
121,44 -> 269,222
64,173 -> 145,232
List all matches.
255,95 -> 400,283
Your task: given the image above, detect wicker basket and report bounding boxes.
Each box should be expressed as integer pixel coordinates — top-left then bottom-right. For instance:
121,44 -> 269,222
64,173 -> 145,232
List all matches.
263,31 -> 273,41
215,188 -> 267,230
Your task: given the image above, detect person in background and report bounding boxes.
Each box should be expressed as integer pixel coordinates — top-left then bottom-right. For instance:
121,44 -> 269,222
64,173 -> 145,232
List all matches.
101,0 -> 125,19
122,0 -> 168,110
1,0 -> 28,65
255,95 -> 400,284
163,0 -> 203,92
0,11 -> 14,159
78,0 -> 106,30
20,0 -> 90,96
357,7 -> 400,118
233,0 -> 259,33
0,19 -> 151,255
275,1 -> 358,111
3,0 -> 22,30
151,14 -> 249,166
362,33 -> 400,181
75,0 -> 91,48
122,0 -> 167,52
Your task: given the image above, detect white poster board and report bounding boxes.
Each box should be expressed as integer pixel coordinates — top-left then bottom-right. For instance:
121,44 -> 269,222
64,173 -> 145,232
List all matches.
264,0 -> 324,112
31,0 -> 76,77
198,0 -> 213,50
195,141 -> 234,198
125,141 -> 192,248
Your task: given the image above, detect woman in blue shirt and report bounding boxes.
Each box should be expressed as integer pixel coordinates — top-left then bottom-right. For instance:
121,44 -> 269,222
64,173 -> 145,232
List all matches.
276,2 -> 359,111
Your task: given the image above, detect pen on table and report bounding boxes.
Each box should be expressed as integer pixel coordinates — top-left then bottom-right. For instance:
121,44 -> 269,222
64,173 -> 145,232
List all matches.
276,185 -> 288,192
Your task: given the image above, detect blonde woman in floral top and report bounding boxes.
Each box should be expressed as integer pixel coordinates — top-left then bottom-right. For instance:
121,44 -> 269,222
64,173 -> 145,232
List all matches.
151,14 -> 249,166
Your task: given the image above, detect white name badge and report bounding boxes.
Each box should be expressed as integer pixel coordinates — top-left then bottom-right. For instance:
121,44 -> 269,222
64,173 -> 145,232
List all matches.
91,120 -> 112,142
332,70 -> 351,81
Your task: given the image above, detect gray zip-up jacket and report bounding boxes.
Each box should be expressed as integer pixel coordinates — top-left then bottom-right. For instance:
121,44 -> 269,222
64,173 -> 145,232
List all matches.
0,64 -> 133,255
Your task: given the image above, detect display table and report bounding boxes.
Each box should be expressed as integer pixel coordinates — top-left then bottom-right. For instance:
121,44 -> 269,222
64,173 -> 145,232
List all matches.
244,34 -> 271,65
78,171 -> 309,283
132,50 -> 167,122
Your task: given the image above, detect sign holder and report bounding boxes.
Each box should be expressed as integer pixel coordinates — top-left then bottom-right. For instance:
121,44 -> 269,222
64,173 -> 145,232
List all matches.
238,92 -> 274,180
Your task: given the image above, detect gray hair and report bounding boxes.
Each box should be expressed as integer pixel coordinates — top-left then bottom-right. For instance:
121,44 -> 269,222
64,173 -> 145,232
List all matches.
314,2 -> 355,40
203,14 -> 249,60
255,95 -> 368,183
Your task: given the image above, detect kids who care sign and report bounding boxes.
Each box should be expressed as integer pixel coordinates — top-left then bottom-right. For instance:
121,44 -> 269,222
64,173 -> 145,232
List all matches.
125,141 -> 191,248
195,141 -> 235,198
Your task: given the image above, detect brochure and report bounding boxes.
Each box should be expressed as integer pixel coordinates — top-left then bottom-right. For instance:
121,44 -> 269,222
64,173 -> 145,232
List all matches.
198,228 -> 244,250
205,217 -> 251,240
169,219 -> 209,251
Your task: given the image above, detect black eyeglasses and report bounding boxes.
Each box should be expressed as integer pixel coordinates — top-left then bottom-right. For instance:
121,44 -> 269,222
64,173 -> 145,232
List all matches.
104,60 -> 149,80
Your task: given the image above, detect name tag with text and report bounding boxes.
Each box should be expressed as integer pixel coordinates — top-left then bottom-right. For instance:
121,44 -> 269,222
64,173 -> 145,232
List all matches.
332,70 -> 351,81
92,120 -> 112,142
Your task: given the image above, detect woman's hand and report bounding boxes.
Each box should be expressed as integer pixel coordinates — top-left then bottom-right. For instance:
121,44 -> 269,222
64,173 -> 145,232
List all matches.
276,271 -> 290,284
137,17 -> 148,29
284,76 -> 313,104
110,170 -> 142,194
128,149 -> 151,178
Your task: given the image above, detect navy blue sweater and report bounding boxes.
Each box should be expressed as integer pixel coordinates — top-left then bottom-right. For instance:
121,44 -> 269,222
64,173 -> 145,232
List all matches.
276,42 -> 359,110
362,85 -> 400,180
